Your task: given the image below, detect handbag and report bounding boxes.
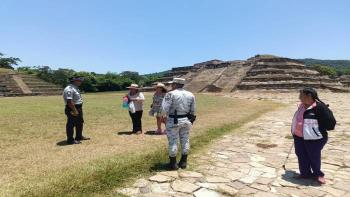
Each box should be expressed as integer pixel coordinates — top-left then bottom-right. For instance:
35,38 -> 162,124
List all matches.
129,101 -> 136,113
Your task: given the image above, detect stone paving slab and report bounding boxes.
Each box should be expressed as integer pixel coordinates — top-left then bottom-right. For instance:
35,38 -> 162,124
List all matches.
117,93 -> 350,197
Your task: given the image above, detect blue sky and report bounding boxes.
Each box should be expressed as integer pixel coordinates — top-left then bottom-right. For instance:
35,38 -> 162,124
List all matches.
1,0 -> 349,74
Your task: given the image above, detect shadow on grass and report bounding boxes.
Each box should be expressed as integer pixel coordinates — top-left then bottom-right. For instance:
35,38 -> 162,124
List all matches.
56,140 -> 73,146
281,170 -> 321,187
150,162 -> 169,172
117,131 -> 134,135
145,130 -> 156,135
144,130 -> 166,135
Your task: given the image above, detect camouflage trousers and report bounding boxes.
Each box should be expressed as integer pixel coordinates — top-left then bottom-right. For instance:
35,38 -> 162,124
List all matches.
166,118 -> 192,157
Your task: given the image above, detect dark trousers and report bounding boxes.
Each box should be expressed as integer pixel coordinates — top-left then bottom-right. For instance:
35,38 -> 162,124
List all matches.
65,105 -> 84,142
129,110 -> 143,132
294,135 -> 328,177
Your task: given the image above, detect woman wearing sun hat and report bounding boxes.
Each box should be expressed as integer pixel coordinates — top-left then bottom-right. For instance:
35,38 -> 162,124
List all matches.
127,84 -> 145,134
149,83 -> 168,134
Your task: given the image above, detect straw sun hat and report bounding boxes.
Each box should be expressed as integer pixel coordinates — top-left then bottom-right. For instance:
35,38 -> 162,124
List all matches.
155,83 -> 165,88
154,82 -> 167,91
127,84 -> 139,89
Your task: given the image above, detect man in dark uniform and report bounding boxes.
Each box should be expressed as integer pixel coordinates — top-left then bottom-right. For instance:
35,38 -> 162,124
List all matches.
63,76 -> 90,144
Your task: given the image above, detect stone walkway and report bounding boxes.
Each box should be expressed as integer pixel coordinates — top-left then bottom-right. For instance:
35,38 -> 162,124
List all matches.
117,93 -> 350,197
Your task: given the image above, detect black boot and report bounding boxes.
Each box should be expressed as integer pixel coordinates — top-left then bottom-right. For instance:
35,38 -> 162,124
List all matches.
178,154 -> 188,169
168,156 -> 179,171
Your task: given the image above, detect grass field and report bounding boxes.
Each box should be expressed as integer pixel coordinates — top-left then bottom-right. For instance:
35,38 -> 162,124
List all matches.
0,92 -> 280,196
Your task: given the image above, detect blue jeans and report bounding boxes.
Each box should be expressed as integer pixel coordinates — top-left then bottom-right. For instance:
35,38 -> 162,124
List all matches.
294,135 -> 327,177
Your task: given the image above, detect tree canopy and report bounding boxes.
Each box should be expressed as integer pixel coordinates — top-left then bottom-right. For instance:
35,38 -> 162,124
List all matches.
17,66 -> 164,92
311,64 -> 337,77
0,52 -> 21,69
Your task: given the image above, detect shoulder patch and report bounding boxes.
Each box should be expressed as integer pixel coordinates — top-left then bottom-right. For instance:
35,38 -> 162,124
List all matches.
164,93 -> 172,101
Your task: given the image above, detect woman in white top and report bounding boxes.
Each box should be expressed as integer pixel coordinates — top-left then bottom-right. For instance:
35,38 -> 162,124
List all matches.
127,84 -> 145,134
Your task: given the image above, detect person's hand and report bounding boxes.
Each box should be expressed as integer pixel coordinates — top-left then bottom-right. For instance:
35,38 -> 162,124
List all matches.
161,116 -> 167,122
71,110 -> 79,116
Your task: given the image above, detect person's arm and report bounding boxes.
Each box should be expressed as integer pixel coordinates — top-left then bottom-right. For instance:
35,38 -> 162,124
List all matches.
65,89 -> 78,116
67,100 -> 79,116
161,93 -> 172,116
138,93 -> 145,102
190,95 -> 196,115
130,93 -> 145,102
151,94 -> 156,108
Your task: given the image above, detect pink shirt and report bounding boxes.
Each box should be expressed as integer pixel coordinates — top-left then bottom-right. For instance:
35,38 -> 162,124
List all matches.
294,105 -> 306,137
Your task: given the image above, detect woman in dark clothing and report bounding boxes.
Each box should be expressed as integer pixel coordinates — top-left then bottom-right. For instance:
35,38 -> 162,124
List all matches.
291,87 -> 335,184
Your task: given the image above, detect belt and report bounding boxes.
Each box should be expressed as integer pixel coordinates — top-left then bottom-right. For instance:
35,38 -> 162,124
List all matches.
65,104 -> 83,108
169,114 -> 188,118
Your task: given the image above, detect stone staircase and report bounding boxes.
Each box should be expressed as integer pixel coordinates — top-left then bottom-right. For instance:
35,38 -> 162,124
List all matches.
0,73 -> 37,96
201,61 -> 251,92
19,74 -> 63,95
0,72 -> 62,97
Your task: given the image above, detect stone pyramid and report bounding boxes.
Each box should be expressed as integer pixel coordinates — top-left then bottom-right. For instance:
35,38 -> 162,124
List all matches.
156,55 -> 349,93
237,55 -> 347,92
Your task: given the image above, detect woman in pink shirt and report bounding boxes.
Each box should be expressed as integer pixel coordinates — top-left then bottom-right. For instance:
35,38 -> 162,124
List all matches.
291,87 -> 335,184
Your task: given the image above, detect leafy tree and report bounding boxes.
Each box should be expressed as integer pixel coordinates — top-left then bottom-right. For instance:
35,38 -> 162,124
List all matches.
0,52 -> 21,69
17,66 -> 37,74
75,71 -> 98,92
51,68 -> 75,87
120,71 -> 142,82
312,64 -> 337,77
300,58 -> 350,69
17,66 -> 165,92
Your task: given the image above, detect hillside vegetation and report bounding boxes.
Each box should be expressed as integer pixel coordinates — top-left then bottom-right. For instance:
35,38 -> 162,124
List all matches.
17,66 -> 164,92
299,58 -> 350,76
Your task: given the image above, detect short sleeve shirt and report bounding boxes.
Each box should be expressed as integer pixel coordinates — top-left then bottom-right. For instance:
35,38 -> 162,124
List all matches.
161,88 -> 196,116
63,84 -> 83,105
128,92 -> 145,111
152,93 -> 165,112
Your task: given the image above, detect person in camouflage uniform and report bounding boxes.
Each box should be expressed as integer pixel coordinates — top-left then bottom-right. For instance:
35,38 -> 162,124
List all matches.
161,78 -> 196,170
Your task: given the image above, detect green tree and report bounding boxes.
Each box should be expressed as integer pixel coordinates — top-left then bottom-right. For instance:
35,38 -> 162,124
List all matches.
120,71 -> 142,82
75,71 -> 98,92
0,52 -> 21,69
312,64 -> 337,77
17,66 -> 165,92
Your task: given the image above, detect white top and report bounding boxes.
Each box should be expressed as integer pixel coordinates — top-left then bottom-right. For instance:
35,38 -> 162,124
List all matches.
63,84 -> 83,105
161,88 -> 196,116
128,92 -> 145,111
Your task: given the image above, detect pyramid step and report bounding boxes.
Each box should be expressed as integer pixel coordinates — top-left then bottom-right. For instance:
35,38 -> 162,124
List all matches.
253,64 -> 306,70
242,76 -> 336,83
247,69 -> 319,76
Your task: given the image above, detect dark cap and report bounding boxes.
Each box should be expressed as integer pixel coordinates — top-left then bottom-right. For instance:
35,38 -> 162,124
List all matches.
69,76 -> 84,82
